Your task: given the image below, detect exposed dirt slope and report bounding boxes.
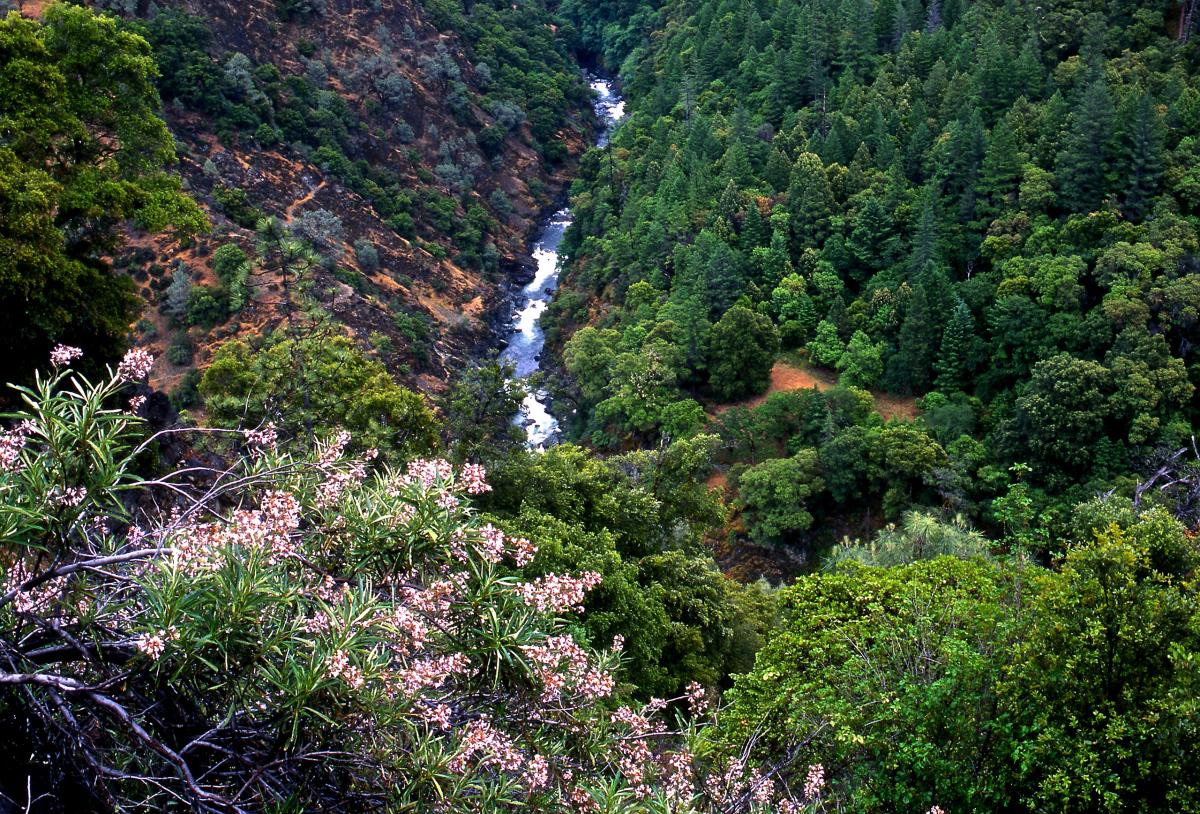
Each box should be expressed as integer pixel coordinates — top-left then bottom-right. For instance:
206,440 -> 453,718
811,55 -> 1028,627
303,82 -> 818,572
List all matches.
711,362 -> 919,422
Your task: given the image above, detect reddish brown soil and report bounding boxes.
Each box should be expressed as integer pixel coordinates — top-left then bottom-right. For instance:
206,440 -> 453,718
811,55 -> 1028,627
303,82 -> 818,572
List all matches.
712,362 -> 919,422
18,0 -> 51,17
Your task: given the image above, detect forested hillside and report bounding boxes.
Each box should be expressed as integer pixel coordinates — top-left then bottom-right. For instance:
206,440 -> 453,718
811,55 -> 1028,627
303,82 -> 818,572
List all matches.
551,0 -> 1200,554
3,1 -> 1200,812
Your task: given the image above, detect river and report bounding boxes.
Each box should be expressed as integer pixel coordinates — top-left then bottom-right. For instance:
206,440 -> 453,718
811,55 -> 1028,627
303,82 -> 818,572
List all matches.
500,75 -> 625,447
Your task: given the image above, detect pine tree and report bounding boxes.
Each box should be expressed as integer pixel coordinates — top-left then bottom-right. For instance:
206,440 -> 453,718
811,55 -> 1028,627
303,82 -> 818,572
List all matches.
885,284 -> 937,394
934,299 -> 977,392
822,116 -> 854,166
717,179 -> 744,226
925,0 -> 943,33
848,195 -> 900,280
721,139 -> 754,188
974,27 -> 1016,122
976,119 -> 1023,226
945,109 -> 986,225
764,147 -> 793,192
909,189 -> 945,277
875,0 -> 900,49
1116,90 -> 1165,223
1012,35 -> 1045,100
788,152 -> 835,252
742,199 -> 769,249
1055,78 -> 1116,214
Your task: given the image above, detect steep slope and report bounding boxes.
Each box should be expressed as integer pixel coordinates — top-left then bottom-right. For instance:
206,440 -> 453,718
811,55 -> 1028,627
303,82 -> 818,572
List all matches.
55,0 -> 593,399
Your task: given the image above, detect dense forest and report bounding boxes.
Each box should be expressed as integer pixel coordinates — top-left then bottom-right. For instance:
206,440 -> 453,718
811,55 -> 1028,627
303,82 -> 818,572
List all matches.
1,1 -> 1199,812
553,0 -> 1200,552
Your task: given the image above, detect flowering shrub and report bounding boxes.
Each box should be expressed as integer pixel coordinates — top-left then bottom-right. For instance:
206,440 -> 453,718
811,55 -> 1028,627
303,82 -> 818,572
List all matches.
0,353 -> 859,814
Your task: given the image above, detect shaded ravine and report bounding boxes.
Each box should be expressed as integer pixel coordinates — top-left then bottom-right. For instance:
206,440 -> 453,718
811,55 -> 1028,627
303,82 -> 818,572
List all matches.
500,75 -> 625,447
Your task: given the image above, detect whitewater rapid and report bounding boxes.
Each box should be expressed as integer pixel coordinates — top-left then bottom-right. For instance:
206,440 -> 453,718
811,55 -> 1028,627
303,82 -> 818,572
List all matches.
500,76 -> 625,447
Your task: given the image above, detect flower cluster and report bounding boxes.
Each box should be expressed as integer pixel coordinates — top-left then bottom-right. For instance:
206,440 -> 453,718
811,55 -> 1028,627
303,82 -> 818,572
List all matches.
173,490 -> 302,572
117,348 -> 154,382
474,523 -> 539,567
803,763 -> 825,801
404,458 -> 454,489
612,704 -> 665,790
326,649 -> 365,689
0,422 -> 31,473
50,344 -> 84,367
686,680 -> 709,716
390,653 -> 470,698
461,463 -> 491,495
54,486 -> 87,507
245,422 -> 278,450
1,560 -> 64,616
523,635 -> 615,702
524,754 -> 551,790
514,571 -> 602,614
127,394 -> 146,413
135,627 -> 179,661
448,717 -> 524,775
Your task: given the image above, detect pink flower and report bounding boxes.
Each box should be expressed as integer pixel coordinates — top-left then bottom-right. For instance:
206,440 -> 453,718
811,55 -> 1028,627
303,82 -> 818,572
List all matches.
461,463 -> 491,494
478,524 -> 506,564
134,628 -> 175,660
514,571 -> 602,614
326,649 -> 365,689
127,395 -> 146,413
318,430 -> 353,465
523,635 -> 614,701
0,424 -> 30,473
55,486 -> 87,508
662,750 -> 694,802
448,717 -> 524,774
926,808 -> 948,814
117,348 -> 154,381
749,768 -> 774,804
50,344 -> 83,367
405,458 -> 454,488
508,536 -> 537,567
803,763 -> 825,801
245,422 -> 278,450
420,703 -> 453,730
685,681 -> 708,716
524,754 -> 550,790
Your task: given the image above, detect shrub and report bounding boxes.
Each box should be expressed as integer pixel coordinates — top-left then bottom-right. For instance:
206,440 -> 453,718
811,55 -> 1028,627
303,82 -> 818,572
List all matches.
212,185 -> 263,229
353,238 -> 380,271
291,208 -> 345,251
186,285 -> 229,327
0,353 -> 820,813
165,334 -> 195,366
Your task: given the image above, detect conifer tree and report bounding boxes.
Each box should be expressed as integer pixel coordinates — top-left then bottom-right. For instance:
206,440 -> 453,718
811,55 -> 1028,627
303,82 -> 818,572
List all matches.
848,196 -> 900,280
787,152 -> 835,252
886,284 -> 937,393
1055,78 -> 1116,213
764,147 -> 793,192
935,299 -> 978,392
1116,90 -> 1165,223
977,119 -> 1023,225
